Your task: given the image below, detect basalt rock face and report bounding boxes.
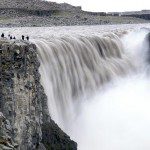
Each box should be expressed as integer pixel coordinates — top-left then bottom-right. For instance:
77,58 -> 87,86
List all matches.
0,39 -> 77,150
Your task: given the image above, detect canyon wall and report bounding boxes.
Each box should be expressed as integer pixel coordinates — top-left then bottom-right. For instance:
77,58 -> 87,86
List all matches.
0,39 -> 77,150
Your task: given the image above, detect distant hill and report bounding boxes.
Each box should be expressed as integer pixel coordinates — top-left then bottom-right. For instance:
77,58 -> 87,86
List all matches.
0,0 -> 149,27
0,0 -> 82,11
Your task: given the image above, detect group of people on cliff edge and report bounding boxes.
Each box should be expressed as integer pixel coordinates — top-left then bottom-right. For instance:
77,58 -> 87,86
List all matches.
1,33 -> 29,41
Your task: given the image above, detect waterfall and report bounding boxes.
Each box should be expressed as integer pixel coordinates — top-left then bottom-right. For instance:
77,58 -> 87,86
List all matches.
34,28 -> 150,150
0,25 -> 150,149
34,32 -> 138,127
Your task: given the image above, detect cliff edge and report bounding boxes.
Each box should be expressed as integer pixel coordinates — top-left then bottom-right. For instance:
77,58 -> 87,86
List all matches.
0,39 -> 77,150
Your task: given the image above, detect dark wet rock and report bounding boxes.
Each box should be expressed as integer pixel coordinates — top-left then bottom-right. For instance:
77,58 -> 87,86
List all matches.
0,39 -> 77,149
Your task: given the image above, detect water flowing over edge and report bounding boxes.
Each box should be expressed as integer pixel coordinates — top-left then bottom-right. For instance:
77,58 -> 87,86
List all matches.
31,26 -> 150,150
34,30 -> 149,128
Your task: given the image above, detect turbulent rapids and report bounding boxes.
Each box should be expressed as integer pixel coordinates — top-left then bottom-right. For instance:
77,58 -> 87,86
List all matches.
33,27 -> 150,150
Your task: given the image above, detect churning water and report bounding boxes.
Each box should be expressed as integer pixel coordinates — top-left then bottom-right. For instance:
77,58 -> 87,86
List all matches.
1,24 -> 150,149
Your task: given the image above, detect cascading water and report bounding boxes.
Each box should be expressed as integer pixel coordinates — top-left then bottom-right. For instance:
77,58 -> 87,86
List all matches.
35,33 -> 134,126
34,28 -> 150,150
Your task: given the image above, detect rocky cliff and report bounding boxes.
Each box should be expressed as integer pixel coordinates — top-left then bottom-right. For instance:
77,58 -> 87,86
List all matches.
0,39 -> 77,150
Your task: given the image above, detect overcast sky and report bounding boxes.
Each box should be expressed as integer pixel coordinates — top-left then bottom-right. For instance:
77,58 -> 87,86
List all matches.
48,0 -> 150,12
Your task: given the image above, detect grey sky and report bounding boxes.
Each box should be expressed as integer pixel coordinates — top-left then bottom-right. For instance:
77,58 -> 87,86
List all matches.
48,0 -> 150,12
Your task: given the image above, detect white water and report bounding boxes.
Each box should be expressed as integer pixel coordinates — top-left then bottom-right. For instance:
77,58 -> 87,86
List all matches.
35,33 -> 135,127
65,29 -> 150,150
35,27 -> 150,150
69,74 -> 150,150
1,24 -> 150,149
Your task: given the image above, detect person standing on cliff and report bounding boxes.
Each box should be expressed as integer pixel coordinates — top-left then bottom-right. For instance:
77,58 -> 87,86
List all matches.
22,35 -> 25,40
26,36 -> 29,41
1,33 -> 4,38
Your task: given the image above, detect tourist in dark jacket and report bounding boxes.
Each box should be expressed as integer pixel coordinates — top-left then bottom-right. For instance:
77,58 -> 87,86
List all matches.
22,35 -> 25,40
1,33 -> 4,38
26,36 -> 29,41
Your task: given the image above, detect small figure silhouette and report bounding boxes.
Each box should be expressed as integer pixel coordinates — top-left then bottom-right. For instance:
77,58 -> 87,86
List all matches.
22,35 -> 25,40
13,37 -> 16,39
26,36 -> 29,41
1,33 -> 4,38
10,36 -> 12,40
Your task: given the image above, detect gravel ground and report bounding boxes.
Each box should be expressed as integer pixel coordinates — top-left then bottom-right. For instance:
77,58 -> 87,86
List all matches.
0,0 -> 149,27
0,11 -> 149,27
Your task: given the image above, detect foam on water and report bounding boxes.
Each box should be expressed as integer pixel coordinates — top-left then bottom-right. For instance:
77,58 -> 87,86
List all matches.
0,23 -> 150,39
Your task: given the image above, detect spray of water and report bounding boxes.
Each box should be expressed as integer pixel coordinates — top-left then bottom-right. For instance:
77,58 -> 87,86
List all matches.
35,33 -> 134,127
69,74 -> 150,150
66,29 -> 150,150
35,28 -> 150,150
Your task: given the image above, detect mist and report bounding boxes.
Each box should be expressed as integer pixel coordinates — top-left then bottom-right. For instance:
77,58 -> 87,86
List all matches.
30,26 -> 150,150
68,74 -> 150,150
65,29 -> 150,150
